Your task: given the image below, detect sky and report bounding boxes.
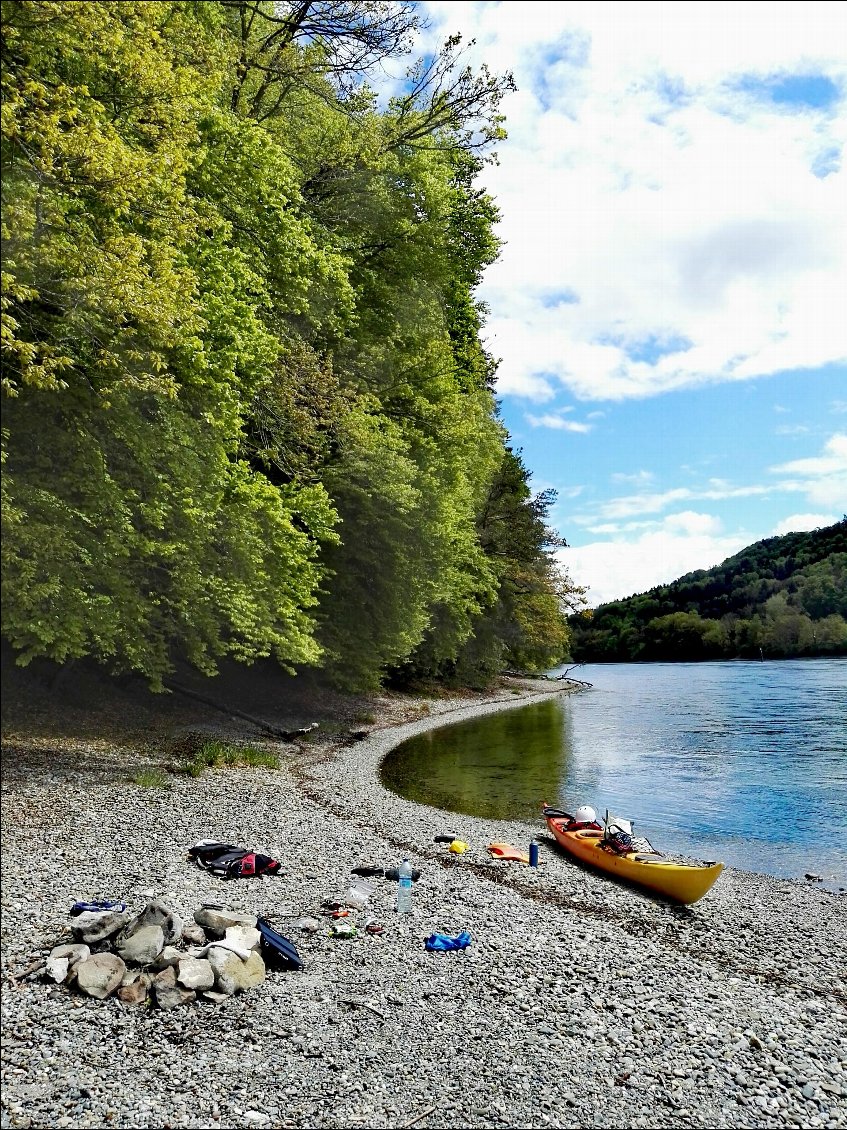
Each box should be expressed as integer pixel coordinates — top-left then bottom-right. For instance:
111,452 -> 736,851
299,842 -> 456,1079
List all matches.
419,1 -> 847,605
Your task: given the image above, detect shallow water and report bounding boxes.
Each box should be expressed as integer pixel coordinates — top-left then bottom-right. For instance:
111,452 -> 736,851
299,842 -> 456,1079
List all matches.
381,659 -> 847,888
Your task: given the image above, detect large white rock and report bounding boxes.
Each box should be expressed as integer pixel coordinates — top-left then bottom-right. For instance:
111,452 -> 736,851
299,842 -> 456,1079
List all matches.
208,948 -> 265,996
177,956 -> 215,991
224,925 -> 261,953
115,924 -> 164,965
46,944 -> 90,983
76,953 -> 126,999
194,908 -> 257,937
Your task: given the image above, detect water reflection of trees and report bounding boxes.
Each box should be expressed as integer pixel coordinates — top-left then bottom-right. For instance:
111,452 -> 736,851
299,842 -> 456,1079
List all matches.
382,699 -> 573,820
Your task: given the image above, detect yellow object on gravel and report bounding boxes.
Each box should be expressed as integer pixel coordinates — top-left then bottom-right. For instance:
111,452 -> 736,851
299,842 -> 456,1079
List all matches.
448,840 -> 468,854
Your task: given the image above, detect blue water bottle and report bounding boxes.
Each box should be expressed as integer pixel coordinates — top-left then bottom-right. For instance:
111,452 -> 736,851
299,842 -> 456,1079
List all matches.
529,840 -> 539,867
396,858 -> 413,914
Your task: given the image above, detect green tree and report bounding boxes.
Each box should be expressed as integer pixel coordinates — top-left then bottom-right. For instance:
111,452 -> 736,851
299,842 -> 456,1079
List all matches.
2,0 -> 571,697
1,1 -> 342,684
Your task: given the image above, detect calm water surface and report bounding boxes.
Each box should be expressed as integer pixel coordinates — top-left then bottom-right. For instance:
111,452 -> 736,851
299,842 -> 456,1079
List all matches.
381,659 -> 847,887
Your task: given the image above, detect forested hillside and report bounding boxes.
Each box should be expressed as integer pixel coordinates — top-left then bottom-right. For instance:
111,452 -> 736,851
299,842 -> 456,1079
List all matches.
569,520 -> 847,662
1,0 -> 582,690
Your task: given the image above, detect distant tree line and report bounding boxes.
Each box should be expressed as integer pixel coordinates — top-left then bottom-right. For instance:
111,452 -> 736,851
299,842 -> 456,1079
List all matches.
1,0 -> 584,690
568,520 -> 847,662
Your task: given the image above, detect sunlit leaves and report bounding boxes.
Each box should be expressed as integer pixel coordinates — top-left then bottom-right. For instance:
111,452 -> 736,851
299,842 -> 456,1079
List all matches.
1,0 -> 570,691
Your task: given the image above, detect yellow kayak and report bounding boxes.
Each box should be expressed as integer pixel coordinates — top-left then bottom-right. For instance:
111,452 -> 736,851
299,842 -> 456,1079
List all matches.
543,806 -> 723,905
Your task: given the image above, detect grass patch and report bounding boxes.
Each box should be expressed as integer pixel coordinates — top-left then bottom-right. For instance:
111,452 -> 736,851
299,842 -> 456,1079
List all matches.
133,768 -> 170,788
353,710 -> 377,724
178,739 -> 279,777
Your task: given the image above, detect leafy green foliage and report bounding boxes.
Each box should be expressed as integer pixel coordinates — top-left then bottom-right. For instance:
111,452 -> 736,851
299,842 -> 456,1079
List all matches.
2,0 -> 572,692
402,449 -> 586,685
570,520 -> 847,661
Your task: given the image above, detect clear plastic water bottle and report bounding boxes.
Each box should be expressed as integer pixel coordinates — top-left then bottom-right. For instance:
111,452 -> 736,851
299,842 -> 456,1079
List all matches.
396,858 -> 413,914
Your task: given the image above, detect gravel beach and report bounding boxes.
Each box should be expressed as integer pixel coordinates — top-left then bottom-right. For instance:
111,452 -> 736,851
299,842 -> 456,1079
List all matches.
2,673 -> 845,1130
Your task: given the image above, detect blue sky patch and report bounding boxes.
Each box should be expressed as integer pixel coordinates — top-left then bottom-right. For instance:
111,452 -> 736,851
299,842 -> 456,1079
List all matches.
735,72 -> 841,111
812,145 -> 841,178
529,31 -> 591,110
654,73 -> 689,106
540,288 -> 580,308
596,332 -> 693,364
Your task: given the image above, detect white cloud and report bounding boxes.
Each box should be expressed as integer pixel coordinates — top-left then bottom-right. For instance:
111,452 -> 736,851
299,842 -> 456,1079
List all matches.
590,482 -> 770,521
772,512 -> 839,535
663,510 -> 724,536
770,433 -> 847,475
526,412 -> 593,432
769,433 -> 847,507
611,469 -> 655,485
559,525 -> 750,606
421,2 -> 847,402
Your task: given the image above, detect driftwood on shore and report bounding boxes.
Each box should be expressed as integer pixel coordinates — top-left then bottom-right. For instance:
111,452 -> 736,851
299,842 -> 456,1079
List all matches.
504,665 -> 593,688
544,664 -> 594,688
163,680 -> 318,742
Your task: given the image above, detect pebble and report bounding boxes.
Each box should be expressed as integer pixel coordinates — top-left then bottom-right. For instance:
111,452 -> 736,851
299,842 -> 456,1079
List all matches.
2,682 -> 846,1130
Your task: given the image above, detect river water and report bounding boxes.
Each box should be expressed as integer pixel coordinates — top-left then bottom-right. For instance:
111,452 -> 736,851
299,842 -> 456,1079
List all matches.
381,659 -> 847,889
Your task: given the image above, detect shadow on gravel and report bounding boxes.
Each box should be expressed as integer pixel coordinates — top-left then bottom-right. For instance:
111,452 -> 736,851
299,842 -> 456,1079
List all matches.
535,830 -> 700,915
0,742 -> 138,788
1,646 -> 379,745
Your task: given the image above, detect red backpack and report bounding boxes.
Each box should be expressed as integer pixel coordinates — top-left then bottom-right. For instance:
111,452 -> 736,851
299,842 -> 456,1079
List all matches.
187,841 -> 282,879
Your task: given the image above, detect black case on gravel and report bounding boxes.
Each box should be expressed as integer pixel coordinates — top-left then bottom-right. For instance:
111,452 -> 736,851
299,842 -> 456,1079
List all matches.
256,917 -> 303,971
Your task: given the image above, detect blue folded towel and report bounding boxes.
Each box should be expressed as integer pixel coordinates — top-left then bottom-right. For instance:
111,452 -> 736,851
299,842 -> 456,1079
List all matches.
424,930 -> 471,952
69,900 -> 128,917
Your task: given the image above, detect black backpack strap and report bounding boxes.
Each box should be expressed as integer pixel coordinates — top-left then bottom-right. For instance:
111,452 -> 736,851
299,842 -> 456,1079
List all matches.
188,842 -> 245,861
